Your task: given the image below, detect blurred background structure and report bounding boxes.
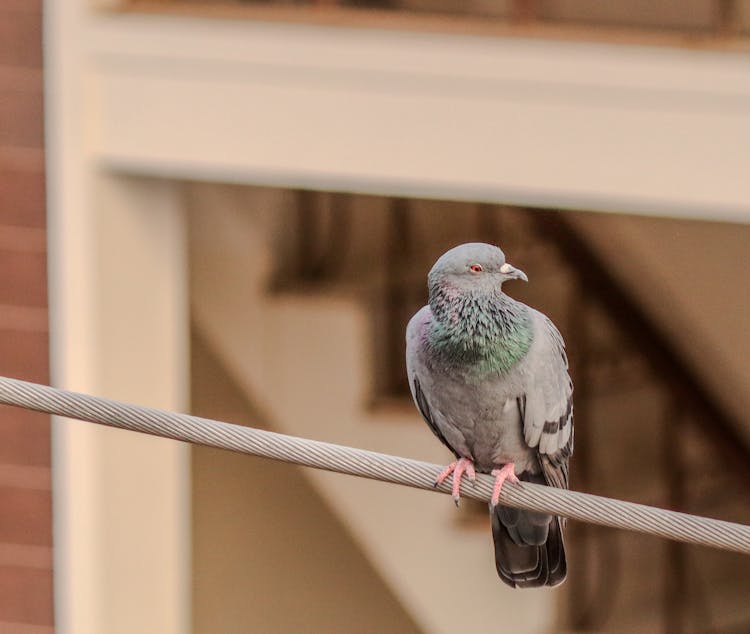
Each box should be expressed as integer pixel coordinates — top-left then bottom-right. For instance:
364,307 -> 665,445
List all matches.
0,0 -> 749,632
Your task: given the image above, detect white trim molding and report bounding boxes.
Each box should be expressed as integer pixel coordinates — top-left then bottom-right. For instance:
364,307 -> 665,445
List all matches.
46,3 -> 191,632
87,11 -> 750,222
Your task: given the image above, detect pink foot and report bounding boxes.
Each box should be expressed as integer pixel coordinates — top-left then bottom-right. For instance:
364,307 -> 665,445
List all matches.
435,457 -> 476,506
490,463 -> 519,508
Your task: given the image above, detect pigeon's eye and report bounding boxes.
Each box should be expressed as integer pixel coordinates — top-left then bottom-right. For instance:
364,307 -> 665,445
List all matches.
469,264 -> 483,273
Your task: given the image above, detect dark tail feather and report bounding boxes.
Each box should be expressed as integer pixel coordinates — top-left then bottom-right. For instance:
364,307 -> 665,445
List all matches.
491,486 -> 567,589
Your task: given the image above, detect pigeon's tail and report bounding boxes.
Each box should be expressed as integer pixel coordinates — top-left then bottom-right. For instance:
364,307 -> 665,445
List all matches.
491,472 -> 567,589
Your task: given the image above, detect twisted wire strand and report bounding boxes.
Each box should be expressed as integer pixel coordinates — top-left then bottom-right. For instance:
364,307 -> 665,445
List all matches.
0,376 -> 748,554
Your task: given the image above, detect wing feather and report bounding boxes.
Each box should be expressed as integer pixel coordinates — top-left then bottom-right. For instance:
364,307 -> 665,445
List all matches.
521,312 -> 574,490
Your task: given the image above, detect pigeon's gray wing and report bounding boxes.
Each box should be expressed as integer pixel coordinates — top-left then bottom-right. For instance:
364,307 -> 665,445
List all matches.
520,311 -> 574,490
406,306 -> 460,459
492,310 -> 572,588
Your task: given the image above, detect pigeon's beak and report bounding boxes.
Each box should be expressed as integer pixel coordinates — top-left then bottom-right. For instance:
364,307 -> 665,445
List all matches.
500,262 -> 528,282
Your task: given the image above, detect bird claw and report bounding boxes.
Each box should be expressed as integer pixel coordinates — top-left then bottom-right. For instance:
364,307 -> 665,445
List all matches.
490,463 -> 519,509
435,457 -> 476,506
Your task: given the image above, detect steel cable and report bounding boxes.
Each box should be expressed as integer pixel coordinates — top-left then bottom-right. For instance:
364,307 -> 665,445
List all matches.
0,376 -> 748,554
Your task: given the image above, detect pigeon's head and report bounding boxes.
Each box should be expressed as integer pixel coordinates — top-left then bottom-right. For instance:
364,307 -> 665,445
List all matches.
427,243 -> 527,297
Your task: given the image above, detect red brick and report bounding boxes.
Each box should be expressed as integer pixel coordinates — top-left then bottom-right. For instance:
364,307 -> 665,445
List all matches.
0,89 -> 43,149
0,306 -> 48,333
0,622 -> 53,633
0,488 -> 51,545
0,4 -> 51,628
0,9 -> 42,68
0,331 -> 49,384
0,250 -> 47,307
0,566 -> 53,625
0,543 -> 52,569
0,148 -> 44,173
0,1 -> 42,12
0,407 -> 50,466
0,165 -> 45,227
0,68 -> 42,93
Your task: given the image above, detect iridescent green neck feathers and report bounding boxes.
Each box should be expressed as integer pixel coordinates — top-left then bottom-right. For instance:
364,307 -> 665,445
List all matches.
428,283 -> 533,376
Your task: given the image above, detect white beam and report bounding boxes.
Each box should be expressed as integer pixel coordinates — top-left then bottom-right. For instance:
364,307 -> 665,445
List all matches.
87,12 -> 750,222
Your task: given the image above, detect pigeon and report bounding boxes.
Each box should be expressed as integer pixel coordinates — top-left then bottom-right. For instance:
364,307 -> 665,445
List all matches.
406,242 -> 573,588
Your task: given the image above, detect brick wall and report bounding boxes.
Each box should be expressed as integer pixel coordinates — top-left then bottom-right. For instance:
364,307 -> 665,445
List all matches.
0,0 -> 54,631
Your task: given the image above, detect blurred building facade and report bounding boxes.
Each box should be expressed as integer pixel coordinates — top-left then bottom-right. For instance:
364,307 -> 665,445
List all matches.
34,1 -> 750,633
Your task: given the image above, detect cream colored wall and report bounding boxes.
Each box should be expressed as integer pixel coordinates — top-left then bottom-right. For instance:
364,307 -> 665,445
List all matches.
47,172 -> 191,634
190,333 -> 421,634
